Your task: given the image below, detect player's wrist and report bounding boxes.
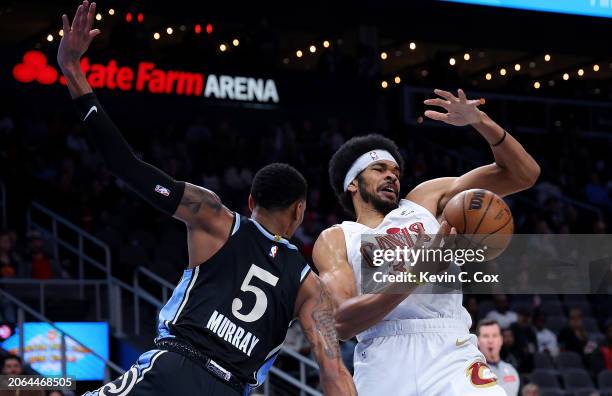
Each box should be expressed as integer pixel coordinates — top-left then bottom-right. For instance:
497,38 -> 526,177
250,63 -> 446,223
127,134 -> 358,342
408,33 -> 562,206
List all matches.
468,110 -> 486,126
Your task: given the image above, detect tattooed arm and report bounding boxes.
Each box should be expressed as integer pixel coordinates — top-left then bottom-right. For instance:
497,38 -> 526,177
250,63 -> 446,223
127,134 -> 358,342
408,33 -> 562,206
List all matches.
295,272 -> 357,396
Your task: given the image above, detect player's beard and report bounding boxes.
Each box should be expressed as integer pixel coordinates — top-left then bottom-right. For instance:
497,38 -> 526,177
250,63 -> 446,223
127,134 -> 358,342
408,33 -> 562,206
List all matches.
358,181 -> 399,215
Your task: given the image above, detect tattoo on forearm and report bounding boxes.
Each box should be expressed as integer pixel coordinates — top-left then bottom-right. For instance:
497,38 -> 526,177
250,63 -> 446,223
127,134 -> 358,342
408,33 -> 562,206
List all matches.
303,278 -> 340,360
180,185 -> 222,215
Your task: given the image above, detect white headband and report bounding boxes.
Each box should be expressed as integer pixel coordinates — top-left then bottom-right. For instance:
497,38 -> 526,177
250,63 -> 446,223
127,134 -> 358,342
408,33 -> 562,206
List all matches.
343,149 -> 398,191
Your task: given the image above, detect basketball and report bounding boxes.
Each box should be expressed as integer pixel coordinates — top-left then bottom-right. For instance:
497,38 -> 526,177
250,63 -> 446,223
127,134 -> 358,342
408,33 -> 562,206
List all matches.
442,189 -> 514,260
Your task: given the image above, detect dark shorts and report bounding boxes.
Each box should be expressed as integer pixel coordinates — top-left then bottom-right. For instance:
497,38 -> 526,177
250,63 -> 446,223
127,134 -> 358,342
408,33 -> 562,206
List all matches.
83,350 -> 242,396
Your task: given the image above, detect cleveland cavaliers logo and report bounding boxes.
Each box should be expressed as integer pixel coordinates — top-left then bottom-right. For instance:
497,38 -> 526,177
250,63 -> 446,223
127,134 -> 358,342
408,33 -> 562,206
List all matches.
466,361 -> 497,388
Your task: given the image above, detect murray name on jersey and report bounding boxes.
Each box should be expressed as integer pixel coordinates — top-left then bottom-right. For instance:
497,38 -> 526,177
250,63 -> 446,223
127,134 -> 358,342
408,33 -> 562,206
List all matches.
206,310 -> 260,357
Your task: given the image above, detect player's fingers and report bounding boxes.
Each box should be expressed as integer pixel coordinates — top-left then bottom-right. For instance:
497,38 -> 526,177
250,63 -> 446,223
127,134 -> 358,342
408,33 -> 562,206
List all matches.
62,14 -> 70,34
423,98 -> 451,109
444,227 -> 457,249
424,110 -> 449,122
432,221 -> 450,248
413,229 -> 426,249
468,99 -> 482,106
434,89 -> 458,102
86,2 -> 96,30
89,29 -> 101,39
458,89 -> 467,103
74,4 -> 85,32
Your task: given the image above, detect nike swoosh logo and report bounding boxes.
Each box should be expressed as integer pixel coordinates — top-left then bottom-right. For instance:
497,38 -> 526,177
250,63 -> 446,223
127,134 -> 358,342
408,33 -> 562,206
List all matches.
456,337 -> 470,347
84,105 -> 97,121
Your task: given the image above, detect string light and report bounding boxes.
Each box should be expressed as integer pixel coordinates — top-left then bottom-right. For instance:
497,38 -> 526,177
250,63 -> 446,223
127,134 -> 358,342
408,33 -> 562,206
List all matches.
323,40 -> 330,48
380,52 -> 388,60
485,73 -> 492,80
137,13 -> 144,23
232,38 -> 240,46
593,64 -> 600,72
46,34 -> 53,42
394,76 -> 401,84
544,54 -> 551,62
381,81 -> 388,88
563,73 -> 569,80
548,80 -> 555,87
296,50 -> 303,58
153,32 -> 160,40
449,57 -> 456,66
578,68 -> 584,76
125,12 -> 132,23
194,24 -> 202,34
514,64 -> 521,71
206,24 -> 213,34
95,13 -> 102,21
409,42 -> 416,50
500,68 -> 507,76
529,61 -> 536,68
309,45 -> 316,53
59,29 -> 64,37
108,8 -> 115,15
166,27 -> 173,35
533,81 -> 541,89
463,53 -> 470,61
219,43 -> 227,52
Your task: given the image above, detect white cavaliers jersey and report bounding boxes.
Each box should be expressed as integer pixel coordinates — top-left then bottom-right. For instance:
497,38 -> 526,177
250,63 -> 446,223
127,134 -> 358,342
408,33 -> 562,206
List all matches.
337,199 -> 472,328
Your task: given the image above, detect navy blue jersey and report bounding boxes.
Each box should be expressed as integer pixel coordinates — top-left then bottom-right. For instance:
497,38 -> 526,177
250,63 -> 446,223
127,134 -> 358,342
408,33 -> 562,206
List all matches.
155,213 -> 311,386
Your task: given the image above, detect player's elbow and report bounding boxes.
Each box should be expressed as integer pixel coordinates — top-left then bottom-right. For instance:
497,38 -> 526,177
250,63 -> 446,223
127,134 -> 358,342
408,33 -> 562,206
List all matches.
517,160 -> 541,190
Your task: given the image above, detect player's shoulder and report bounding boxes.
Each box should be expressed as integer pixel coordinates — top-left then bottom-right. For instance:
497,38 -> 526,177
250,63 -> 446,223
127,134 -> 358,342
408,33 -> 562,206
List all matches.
312,226 -> 348,271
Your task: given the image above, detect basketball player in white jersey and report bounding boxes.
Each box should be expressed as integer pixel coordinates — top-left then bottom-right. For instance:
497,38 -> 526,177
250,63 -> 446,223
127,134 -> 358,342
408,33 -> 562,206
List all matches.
313,89 -> 541,396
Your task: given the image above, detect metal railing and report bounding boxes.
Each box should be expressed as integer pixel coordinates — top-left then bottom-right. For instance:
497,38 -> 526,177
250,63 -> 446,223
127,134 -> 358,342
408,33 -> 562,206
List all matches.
0,289 -> 124,382
131,267 -> 174,335
0,180 -> 6,228
266,348 -> 323,396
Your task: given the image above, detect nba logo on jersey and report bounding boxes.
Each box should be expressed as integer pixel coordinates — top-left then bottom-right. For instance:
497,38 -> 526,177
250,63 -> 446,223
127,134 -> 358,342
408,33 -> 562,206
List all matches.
369,151 -> 379,160
155,184 -> 170,196
269,245 -> 278,258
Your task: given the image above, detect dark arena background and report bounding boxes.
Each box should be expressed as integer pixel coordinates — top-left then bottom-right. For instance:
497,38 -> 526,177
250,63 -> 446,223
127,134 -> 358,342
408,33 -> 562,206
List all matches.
0,1 -> 611,395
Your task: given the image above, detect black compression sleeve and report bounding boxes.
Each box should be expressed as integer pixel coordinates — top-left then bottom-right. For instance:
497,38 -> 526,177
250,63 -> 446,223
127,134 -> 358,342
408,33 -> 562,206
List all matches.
74,93 -> 185,216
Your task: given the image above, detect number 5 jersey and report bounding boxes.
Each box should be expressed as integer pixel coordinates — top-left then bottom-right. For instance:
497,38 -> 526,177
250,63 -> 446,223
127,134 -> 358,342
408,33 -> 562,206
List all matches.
155,213 -> 311,387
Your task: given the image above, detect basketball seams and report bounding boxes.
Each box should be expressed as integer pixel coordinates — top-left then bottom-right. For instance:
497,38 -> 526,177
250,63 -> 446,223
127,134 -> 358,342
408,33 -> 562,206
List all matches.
461,192 -> 468,234
474,213 -> 514,246
471,193 -> 495,235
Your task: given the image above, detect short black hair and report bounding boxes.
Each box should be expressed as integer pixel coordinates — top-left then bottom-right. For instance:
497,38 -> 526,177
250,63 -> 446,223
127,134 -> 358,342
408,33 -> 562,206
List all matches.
2,355 -> 22,366
329,134 -> 404,217
251,163 -> 307,211
476,319 -> 501,336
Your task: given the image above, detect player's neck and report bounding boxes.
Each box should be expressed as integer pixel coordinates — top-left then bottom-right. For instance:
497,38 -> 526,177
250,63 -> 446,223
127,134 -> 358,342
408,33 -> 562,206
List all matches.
251,209 -> 290,239
355,204 -> 386,228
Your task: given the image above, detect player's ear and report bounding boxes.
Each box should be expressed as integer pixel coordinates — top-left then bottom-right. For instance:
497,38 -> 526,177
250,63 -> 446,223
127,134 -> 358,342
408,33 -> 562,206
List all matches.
247,194 -> 255,212
347,180 -> 358,193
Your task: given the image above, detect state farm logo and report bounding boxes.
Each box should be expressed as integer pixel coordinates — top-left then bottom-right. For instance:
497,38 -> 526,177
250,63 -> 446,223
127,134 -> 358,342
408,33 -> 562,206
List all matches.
12,51 -> 59,85
12,50 -> 279,103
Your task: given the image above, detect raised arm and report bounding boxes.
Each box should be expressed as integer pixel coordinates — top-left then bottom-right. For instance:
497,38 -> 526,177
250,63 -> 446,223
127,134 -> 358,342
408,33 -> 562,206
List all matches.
410,89 -> 541,217
57,1 -> 232,238
312,224 -> 452,340
294,272 -> 356,396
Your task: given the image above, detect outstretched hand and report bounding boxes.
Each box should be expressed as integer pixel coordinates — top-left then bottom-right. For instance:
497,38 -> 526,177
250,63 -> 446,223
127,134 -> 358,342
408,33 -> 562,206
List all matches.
423,89 -> 484,126
57,1 -> 100,71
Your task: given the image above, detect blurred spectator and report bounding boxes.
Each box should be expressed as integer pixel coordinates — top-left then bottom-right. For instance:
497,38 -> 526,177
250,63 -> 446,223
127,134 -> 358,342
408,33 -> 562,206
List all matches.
588,320 -> 612,374
23,231 -> 65,279
465,296 -> 479,332
585,173 -> 609,208
533,311 -> 559,358
510,308 -> 537,357
477,319 -> 520,396
501,328 -> 530,373
0,355 -> 44,396
0,230 -> 21,278
486,295 -> 518,329
559,308 -> 590,355
521,383 -> 539,396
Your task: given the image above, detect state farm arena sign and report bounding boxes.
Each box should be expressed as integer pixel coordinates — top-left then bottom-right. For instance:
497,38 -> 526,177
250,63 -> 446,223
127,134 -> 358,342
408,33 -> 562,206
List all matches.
12,50 -> 280,103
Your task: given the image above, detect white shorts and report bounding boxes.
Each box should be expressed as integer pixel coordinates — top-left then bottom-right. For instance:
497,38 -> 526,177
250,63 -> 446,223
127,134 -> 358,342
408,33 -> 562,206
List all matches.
353,318 -> 508,396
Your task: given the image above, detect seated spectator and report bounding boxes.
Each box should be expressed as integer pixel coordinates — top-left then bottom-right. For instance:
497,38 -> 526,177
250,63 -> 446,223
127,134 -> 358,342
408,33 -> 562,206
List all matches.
533,311 -> 559,357
477,319 -> 520,396
0,230 -> 21,278
588,320 -> 612,374
0,355 -> 44,396
510,307 -> 537,356
23,231 -> 65,279
521,383 -> 539,396
486,294 -> 518,329
559,308 -> 590,355
501,328 -> 530,373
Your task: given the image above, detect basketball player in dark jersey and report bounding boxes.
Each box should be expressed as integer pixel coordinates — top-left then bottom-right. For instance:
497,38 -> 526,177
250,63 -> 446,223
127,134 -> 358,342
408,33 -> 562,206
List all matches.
58,2 -> 356,395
